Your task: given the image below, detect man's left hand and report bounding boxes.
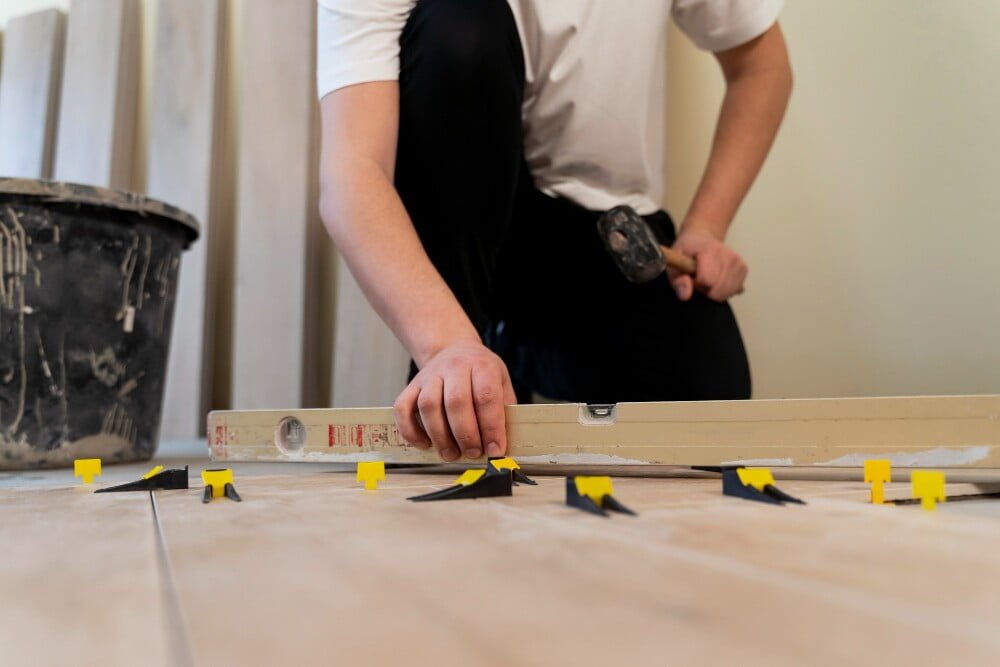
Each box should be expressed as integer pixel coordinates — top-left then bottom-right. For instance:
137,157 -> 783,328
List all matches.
668,227 -> 748,302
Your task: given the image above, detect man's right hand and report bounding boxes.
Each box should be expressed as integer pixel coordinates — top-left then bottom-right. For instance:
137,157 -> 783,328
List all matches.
393,343 -> 517,462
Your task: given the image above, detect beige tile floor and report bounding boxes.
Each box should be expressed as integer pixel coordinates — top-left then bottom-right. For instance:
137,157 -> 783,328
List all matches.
4,440 -> 1000,666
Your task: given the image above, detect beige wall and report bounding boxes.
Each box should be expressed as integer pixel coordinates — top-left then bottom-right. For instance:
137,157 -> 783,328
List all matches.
4,2 -> 999,403
666,1 -> 1000,399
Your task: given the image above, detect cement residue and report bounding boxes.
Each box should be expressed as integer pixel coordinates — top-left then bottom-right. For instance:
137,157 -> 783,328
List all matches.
722,457 -> 796,466
0,433 -> 141,470
299,450 -> 389,462
819,446 -> 991,467
515,453 -> 650,465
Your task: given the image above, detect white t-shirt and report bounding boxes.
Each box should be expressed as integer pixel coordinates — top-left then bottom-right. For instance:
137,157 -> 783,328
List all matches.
317,0 -> 782,215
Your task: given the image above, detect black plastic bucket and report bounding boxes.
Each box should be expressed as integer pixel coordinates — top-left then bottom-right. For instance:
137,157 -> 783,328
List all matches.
0,179 -> 198,469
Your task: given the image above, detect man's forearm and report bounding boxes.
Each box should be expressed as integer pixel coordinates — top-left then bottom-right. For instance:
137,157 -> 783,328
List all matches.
319,83 -> 481,368
683,24 -> 793,240
320,83 -> 516,462
321,156 -> 480,367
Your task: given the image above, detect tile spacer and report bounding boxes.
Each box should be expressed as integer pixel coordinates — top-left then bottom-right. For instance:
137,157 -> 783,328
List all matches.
356,461 -> 386,490
911,470 -> 946,511
74,458 -> 102,484
864,460 -> 892,504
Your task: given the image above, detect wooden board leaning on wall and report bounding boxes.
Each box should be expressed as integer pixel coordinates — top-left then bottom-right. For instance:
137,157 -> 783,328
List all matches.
0,8 -> 64,179
52,0 -> 139,189
229,0 -> 316,410
147,0 -> 223,438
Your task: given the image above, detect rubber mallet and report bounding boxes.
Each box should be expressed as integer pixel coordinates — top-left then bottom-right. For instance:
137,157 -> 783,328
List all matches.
597,205 -> 696,283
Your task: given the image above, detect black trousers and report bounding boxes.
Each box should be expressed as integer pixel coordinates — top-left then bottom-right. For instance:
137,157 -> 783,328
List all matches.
396,0 -> 751,403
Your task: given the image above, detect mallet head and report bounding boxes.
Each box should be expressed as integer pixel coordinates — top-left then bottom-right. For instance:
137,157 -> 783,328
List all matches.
597,205 -> 666,283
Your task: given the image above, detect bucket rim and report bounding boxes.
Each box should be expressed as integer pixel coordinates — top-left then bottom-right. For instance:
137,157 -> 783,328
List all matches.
0,178 -> 200,247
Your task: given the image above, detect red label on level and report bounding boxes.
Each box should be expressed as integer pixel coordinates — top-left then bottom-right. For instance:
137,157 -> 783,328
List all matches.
212,424 -> 227,456
327,423 -> 406,449
328,424 -> 363,447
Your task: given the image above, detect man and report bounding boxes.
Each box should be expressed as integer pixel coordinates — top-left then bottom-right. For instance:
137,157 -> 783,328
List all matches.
318,0 -> 792,462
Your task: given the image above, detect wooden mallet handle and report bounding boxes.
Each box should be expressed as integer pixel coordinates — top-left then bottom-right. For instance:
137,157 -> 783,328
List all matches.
661,244 -> 744,295
660,245 -> 697,275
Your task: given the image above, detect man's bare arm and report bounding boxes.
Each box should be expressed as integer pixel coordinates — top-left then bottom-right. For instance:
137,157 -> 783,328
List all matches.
670,23 -> 793,301
319,83 -> 516,461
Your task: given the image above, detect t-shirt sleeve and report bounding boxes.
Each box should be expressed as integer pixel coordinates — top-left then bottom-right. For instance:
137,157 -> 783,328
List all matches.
316,0 -> 418,100
671,0 -> 783,53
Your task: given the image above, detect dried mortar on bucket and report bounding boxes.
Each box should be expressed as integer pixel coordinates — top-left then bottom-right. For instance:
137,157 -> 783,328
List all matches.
0,178 -> 198,469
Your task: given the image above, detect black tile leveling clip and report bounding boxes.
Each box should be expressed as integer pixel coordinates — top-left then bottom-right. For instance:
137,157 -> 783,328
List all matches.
95,466 -> 189,493
408,459 -> 514,502
695,466 -> 805,505
566,476 -> 636,517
